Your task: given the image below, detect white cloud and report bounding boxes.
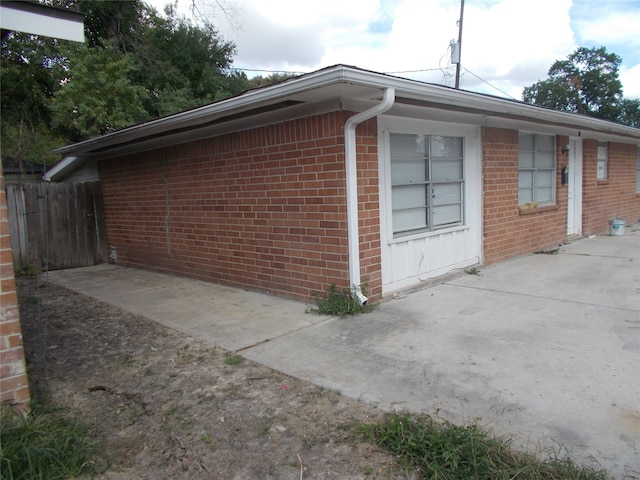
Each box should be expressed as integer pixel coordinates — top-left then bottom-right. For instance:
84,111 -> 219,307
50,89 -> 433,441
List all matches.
621,64 -> 640,99
148,0 -> 640,102
321,0 -> 457,71
457,0 -> 575,98
218,0 -> 383,71
574,11 -> 640,50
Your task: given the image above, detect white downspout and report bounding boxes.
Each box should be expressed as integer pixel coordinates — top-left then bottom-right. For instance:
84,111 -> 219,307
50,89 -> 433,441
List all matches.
344,87 -> 395,305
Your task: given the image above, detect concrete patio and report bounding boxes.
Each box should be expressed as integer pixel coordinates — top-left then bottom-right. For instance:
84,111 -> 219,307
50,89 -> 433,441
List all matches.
48,226 -> 640,479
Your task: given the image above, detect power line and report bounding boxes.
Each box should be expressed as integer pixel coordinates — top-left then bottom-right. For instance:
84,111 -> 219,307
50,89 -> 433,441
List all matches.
230,67 -> 306,75
383,67 -> 443,75
460,67 -> 519,100
230,65 -> 519,101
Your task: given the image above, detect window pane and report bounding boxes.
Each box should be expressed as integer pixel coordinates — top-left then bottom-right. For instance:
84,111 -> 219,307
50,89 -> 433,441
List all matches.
536,170 -> 553,189
432,183 -> 461,205
597,142 -> 607,160
430,136 -> 462,158
391,159 -> 426,184
519,188 -> 533,205
536,151 -> 554,168
536,187 -> 553,203
519,151 -> 534,169
535,169 -> 554,204
391,134 -> 426,158
432,159 -> 462,181
536,134 -> 554,152
433,204 -> 461,226
392,185 -> 426,209
393,208 -> 428,233
518,171 -> 533,188
519,133 -> 534,150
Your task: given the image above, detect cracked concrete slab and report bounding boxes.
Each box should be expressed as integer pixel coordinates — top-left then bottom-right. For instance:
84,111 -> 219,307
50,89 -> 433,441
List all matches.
47,227 -> 640,479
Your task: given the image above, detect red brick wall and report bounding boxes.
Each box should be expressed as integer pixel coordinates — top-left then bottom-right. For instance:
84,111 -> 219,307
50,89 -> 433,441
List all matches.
582,140 -> 640,234
0,164 -> 30,411
100,111 -> 382,301
354,118 -> 382,298
482,127 -> 567,265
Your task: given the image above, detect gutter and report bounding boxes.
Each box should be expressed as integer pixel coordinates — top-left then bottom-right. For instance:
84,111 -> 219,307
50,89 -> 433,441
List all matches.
43,156 -> 79,182
344,87 -> 395,306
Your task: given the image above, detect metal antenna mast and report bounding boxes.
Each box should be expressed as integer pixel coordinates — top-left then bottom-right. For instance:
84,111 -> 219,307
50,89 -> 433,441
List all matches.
454,0 -> 465,89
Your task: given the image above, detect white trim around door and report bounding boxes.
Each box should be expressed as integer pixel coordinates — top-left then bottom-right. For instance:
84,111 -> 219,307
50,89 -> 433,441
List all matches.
566,138 -> 583,236
378,116 -> 482,295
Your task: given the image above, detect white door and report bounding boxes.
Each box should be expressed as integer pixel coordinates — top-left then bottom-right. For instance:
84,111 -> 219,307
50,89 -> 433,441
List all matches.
378,118 -> 482,295
566,138 -> 583,236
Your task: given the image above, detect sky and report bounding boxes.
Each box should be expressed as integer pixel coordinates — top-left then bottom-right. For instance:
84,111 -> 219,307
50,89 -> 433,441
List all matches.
148,0 -> 640,101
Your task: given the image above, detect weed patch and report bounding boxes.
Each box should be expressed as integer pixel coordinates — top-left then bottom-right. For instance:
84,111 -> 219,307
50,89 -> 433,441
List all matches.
224,352 -> 243,365
15,265 -> 39,278
0,405 -> 97,480
358,412 -> 609,480
307,284 -> 377,318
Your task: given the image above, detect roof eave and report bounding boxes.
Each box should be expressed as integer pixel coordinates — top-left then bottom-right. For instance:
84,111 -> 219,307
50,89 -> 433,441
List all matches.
53,66 -> 357,156
54,65 -> 640,159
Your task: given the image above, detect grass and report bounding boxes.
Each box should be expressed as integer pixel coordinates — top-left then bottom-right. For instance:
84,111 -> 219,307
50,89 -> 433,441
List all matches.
223,352 -> 243,365
14,265 -> 39,278
358,412 -> 609,480
307,283 -> 377,318
118,354 -> 134,366
0,405 -> 97,480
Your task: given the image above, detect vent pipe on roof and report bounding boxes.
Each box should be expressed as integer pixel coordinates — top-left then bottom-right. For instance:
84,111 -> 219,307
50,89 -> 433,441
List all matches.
343,87 -> 395,306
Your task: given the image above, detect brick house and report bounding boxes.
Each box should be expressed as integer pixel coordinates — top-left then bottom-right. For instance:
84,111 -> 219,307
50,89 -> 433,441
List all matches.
46,65 -> 640,303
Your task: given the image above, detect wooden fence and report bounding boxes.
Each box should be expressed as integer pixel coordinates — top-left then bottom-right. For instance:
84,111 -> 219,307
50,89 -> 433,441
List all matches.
5,181 -> 107,271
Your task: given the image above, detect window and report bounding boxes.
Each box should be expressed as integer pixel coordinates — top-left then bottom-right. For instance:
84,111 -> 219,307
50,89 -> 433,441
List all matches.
597,141 -> 608,180
518,133 -> 555,205
390,134 -> 464,236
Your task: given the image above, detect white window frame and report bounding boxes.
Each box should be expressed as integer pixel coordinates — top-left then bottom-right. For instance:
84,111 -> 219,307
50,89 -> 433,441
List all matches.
379,118 -> 478,243
597,141 -> 608,180
518,132 -> 556,206
389,133 -> 465,237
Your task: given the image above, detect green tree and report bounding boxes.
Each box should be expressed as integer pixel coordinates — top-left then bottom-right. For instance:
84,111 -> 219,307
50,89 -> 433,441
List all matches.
76,0 -> 143,50
1,0 -> 249,164
133,5 -> 246,117
619,98 -> 640,128
523,46 -> 638,127
51,42 -> 149,138
0,33 -> 68,163
245,72 -> 300,90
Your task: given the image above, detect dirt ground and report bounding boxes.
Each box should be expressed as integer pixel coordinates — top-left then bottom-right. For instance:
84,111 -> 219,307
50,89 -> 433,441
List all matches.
17,276 -> 414,479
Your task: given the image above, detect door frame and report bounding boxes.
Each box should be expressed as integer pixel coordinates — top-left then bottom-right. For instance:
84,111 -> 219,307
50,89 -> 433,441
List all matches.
377,116 -> 482,294
566,137 -> 583,236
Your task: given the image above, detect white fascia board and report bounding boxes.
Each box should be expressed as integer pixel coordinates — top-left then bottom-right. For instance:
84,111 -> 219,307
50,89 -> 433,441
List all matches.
0,3 -> 84,43
338,68 -> 640,141
370,75 -> 640,140
53,65 -> 640,159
